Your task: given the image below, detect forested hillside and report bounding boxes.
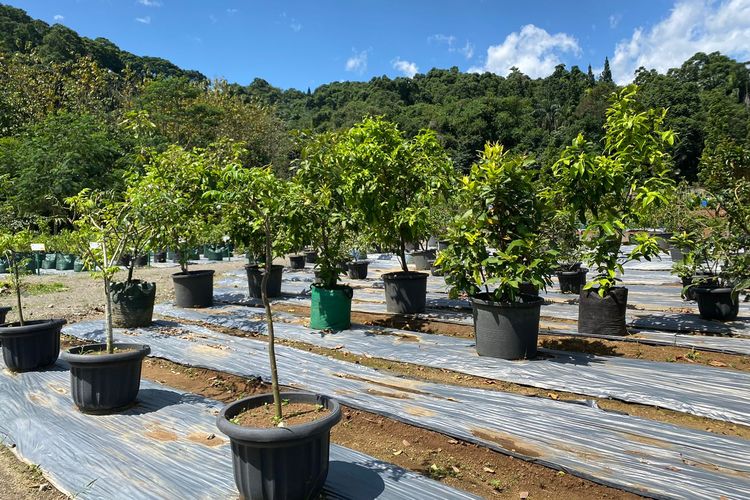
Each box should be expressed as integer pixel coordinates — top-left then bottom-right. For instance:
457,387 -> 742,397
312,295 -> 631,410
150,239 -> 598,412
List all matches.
1,3 -> 748,221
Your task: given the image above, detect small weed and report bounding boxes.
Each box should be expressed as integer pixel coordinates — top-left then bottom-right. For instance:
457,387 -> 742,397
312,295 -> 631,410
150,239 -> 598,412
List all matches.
665,357 -> 676,362
426,463 -> 457,480
489,479 -> 504,492
686,348 -> 701,361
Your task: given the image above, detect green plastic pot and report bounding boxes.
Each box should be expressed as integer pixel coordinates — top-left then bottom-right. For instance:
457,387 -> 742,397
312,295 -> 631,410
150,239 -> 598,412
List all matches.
310,284 -> 353,331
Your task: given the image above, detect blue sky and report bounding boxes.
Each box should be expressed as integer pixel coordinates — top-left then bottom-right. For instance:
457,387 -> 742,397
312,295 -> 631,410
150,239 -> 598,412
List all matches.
6,0 -> 750,90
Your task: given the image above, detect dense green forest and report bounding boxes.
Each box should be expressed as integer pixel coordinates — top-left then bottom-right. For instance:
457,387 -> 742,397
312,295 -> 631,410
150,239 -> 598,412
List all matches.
0,3 -> 749,222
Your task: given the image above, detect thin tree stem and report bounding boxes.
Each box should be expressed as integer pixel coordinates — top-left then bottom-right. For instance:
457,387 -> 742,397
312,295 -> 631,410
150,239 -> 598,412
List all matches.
263,217 -> 282,423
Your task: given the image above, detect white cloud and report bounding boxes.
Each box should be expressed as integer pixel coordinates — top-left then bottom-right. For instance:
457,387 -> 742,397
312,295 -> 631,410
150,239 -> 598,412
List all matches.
392,58 -> 419,77
137,0 -> 162,6
345,50 -> 368,74
428,34 -> 475,60
53,14 -> 64,21
609,13 -> 622,28
290,20 -> 302,32
611,0 -> 750,84
209,14 -> 217,24
470,24 -> 580,78
135,16 -> 151,24
226,8 -> 238,15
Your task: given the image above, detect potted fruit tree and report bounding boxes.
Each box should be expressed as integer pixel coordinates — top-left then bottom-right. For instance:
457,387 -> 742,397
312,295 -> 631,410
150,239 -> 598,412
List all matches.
292,131 -> 356,330
210,142 -> 287,301
61,189 -> 151,412
543,209 -> 588,294
129,144 -> 220,308
690,141 -> 750,320
215,165 -> 341,500
345,117 -> 454,313
0,228 -> 65,371
552,85 -> 675,335
437,144 -> 556,359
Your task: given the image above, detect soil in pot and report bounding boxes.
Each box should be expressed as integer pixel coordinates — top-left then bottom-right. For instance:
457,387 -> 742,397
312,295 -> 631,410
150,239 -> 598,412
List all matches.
172,270 -> 215,308
61,343 -> 150,413
217,392 -> 341,500
694,287 -> 740,321
245,265 -> 283,299
288,255 -> 306,269
410,249 -> 436,271
347,260 -> 369,280
557,268 -> 588,294
382,271 -> 428,314
310,284 -> 353,330
578,287 -> 628,336
470,293 -> 543,360
110,280 -> 156,328
0,319 -> 65,372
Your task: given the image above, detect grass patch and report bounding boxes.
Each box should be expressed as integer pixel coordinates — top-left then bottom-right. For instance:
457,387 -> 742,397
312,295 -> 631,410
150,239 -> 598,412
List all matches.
0,281 -> 69,296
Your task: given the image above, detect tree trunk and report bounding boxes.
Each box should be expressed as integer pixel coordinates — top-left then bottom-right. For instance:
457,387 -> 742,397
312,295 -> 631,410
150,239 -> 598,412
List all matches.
104,277 -> 114,354
12,252 -> 24,326
398,234 -> 408,273
263,218 -> 283,423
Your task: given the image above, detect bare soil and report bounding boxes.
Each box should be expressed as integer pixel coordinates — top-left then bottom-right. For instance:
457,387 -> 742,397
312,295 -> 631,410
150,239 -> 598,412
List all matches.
233,401 -> 331,428
0,447 -> 67,500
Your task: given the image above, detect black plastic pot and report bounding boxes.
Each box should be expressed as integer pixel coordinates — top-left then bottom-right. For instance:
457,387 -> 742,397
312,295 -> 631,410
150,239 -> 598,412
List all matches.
0,319 -> 64,372
61,343 -> 150,413
557,268 -> 588,294
578,287 -> 628,336
410,249 -> 436,271
347,260 -> 369,280
110,280 -> 156,328
0,306 -> 10,323
245,265 -> 283,299
694,287 -> 740,321
470,294 -> 543,360
289,255 -> 306,269
118,254 -> 131,267
133,254 -> 149,267
217,392 -> 341,500
383,271 -> 428,314
682,274 -> 719,301
172,270 -> 215,308
154,251 -> 167,263
304,251 -> 318,264
437,240 -> 450,251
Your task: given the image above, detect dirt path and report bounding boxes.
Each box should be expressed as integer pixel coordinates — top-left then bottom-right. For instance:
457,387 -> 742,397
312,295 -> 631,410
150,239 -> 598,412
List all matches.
0,447 -> 67,500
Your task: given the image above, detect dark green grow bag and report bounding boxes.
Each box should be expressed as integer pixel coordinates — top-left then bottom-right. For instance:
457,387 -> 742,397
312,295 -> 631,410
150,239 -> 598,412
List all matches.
205,248 -> 224,261
110,280 -> 156,328
310,284 -> 352,331
55,253 -> 75,271
41,253 -> 57,270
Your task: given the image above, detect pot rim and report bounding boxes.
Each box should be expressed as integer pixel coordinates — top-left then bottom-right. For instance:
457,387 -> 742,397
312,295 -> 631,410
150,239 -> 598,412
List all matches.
347,260 -> 370,265
244,264 -> 284,271
556,268 -> 588,276
217,391 -> 341,444
382,271 -> 429,281
693,287 -> 735,295
172,269 -> 215,279
0,318 -> 66,337
469,293 -> 544,309
61,343 -> 151,365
